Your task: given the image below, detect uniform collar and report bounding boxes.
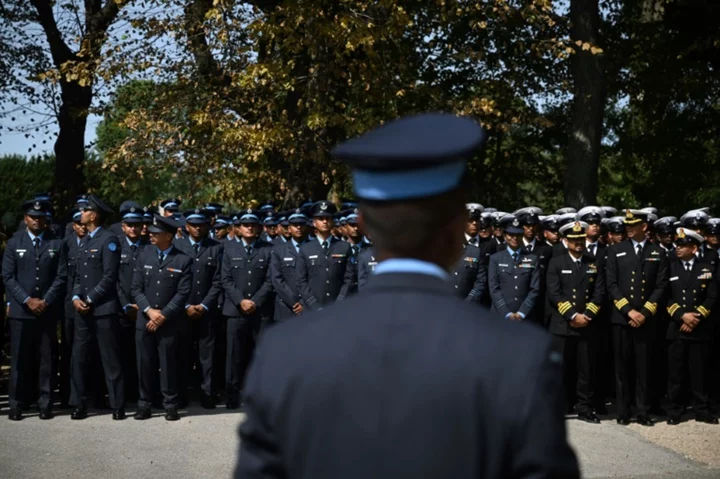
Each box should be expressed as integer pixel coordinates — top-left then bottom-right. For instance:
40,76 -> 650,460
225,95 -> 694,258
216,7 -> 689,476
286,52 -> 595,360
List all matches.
631,238 -> 646,249
315,234 -> 333,246
240,238 -> 256,248
88,226 -> 103,239
156,245 -> 173,256
126,236 -> 141,248
506,246 -> 521,256
373,258 -> 449,281
523,238 -> 536,248
465,233 -> 478,244
27,230 -> 44,242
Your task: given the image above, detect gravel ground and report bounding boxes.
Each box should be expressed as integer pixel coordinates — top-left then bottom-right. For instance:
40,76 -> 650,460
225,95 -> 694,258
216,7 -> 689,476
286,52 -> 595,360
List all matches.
627,420 -> 720,469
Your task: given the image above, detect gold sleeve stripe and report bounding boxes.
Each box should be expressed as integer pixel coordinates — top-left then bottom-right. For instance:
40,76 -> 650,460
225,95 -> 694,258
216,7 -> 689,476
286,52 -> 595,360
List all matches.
586,303 -> 600,314
698,306 -> 710,318
558,302 -> 572,315
644,302 -> 657,315
667,304 -> 680,316
614,298 -> 629,310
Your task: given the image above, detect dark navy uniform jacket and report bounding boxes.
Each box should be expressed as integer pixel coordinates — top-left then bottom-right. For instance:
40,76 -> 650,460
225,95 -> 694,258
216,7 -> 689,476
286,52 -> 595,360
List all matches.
452,243 -> 485,301
236,271 -> 579,479
131,247 -> 193,329
173,236 -> 224,312
72,227 -> 122,316
296,236 -> 353,311
221,239 -> 273,317
117,236 -> 148,310
546,252 -> 606,337
2,231 -> 67,319
488,248 -> 541,322
270,240 -> 305,320
665,256 -> 717,341
605,240 -> 668,327
63,233 -> 83,318
356,247 -> 377,291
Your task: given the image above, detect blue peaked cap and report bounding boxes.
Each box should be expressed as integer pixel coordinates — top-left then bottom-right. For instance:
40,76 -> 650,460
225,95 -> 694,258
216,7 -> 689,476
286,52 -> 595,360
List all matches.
332,113 -> 486,201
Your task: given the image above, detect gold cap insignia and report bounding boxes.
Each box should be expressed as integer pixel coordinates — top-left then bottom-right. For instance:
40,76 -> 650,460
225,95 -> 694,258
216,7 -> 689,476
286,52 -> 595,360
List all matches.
626,210 -> 634,219
573,222 -> 582,232
678,228 -> 686,239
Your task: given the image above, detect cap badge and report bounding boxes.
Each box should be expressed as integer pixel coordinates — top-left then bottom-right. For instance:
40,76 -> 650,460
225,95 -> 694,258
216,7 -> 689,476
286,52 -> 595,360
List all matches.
320,202 -> 328,211
626,210 -> 634,219
295,208 -> 301,214
512,218 -> 519,227
34,202 -> 41,210
195,208 -> 200,214
353,208 -> 358,214
153,217 -> 158,226
573,222 -> 582,232
246,208 -> 252,214
678,228 -> 686,239
130,207 -> 136,213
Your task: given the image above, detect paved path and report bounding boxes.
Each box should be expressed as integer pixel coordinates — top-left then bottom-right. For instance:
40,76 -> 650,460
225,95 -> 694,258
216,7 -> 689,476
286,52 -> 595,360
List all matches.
0,399 -> 719,478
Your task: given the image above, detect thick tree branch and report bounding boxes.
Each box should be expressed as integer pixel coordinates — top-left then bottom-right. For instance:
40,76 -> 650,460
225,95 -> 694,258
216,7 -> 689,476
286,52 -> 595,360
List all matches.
29,0 -> 75,66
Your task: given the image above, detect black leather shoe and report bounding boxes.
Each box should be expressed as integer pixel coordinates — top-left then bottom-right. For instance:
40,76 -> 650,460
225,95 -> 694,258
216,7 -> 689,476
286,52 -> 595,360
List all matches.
71,408 -> 88,420
637,415 -> 655,426
112,409 -> 126,420
39,409 -> 54,420
696,415 -> 719,425
165,408 -> 180,421
616,416 -> 631,425
201,395 -> 216,410
578,411 -> 601,424
667,416 -> 681,425
226,400 -> 240,410
134,408 -> 152,420
8,409 -> 22,421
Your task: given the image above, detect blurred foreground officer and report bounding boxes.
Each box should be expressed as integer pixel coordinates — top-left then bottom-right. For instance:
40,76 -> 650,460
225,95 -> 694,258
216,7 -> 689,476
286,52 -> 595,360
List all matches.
70,195 -> 125,420
132,215 -> 192,421
236,113 -> 579,479
222,209 -> 273,409
2,200 -> 67,421
269,209 -> 309,321
546,222 -> 605,423
488,216 -> 541,323
665,228 -> 718,425
605,209 -> 668,426
174,208 -> 224,409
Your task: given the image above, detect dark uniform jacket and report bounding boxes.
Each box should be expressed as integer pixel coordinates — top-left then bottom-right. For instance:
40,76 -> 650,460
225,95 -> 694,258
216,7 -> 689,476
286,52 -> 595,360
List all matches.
297,236 -> 354,312
546,252 -> 606,337
697,244 -> 719,275
131,247 -> 193,329
605,240 -> 669,327
235,272 -> 580,479
452,243 -> 485,301
2,231 -> 67,319
63,234 -> 83,319
173,236 -> 224,312
356,247 -> 377,291
221,239 -> 273,317
117,236 -> 148,310
72,227 -> 122,316
488,248 -> 541,322
665,257 -> 717,341
270,240 -> 305,320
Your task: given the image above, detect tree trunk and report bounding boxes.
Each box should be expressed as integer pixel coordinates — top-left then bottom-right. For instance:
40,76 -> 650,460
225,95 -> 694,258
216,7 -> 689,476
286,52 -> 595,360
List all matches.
54,81 -> 91,209
565,0 -> 604,208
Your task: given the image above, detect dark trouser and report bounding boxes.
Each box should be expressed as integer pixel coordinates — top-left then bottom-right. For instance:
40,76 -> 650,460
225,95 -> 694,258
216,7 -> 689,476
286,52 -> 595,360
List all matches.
179,315 -> 217,399
650,314 -> 669,409
552,334 -> 596,414
613,324 -> 652,417
118,314 -> 139,403
137,326 -> 178,410
8,317 -> 56,410
70,314 -> 125,409
668,339 -> 711,418
594,315 -> 614,408
226,315 -> 258,401
59,306 -> 74,405
711,327 -> 720,414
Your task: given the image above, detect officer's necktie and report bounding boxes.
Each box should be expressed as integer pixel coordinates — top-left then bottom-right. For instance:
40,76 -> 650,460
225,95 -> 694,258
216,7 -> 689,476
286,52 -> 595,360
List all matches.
193,243 -> 200,256
158,251 -> 164,263
685,262 -> 692,272
352,244 -> 359,256
527,244 -> 533,253
33,237 -> 40,257
588,243 -> 596,256
512,252 -> 519,263
636,243 -> 643,257
130,244 -> 137,253
468,237 -> 477,246
322,240 -> 329,253
576,260 -> 582,271
245,245 -> 252,256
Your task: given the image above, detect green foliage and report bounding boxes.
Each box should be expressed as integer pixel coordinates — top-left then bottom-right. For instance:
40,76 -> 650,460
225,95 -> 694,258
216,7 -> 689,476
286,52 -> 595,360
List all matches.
0,155 -> 55,231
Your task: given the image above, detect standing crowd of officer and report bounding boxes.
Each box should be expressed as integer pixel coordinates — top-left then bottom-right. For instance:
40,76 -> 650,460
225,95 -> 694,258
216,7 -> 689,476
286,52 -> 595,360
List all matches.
2,190 -> 720,426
